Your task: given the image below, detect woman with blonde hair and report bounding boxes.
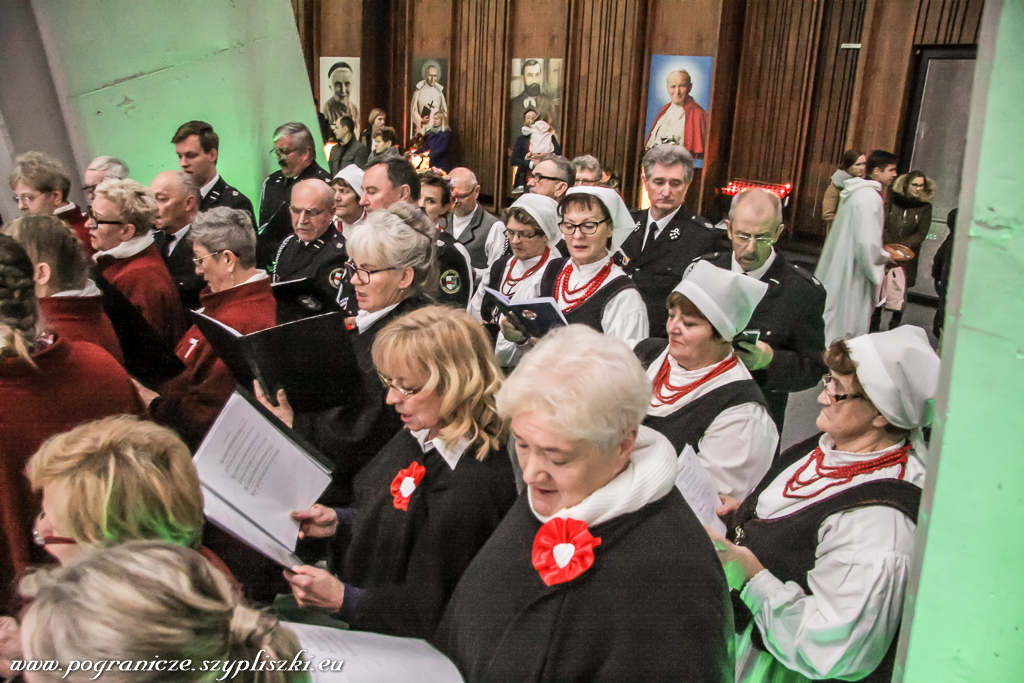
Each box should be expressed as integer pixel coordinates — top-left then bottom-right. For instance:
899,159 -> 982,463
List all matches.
18,542 -> 305,683
0,236 -> 144,604
417,111 -> 453,172
285,305 -> 516,639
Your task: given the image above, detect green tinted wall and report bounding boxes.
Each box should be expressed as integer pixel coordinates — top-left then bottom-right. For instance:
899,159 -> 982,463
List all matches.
35,0 -> 323,204
900,1 -> 1024,681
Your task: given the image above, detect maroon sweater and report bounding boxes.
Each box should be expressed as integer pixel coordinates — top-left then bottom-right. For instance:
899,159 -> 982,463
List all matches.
96,244 -> 188,349
0,337 -> 147,594
38,295 -> 125,365
151,278 -> 276,448
57,203 -> 94,258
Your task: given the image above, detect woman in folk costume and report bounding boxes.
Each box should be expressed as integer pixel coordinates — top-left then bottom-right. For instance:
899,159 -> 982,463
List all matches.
471,193 -> 561,367
537,186 -> 648,342
634,260 -> 779,502
284,306 -> 516,640
711,326 -> 939,683
436,324 -> 733,682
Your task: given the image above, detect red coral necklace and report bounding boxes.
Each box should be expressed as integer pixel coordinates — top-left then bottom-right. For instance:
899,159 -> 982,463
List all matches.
555,259 -> 613,313
651,354 -> 738,406
783,443 -> 912,499
502,247 -> 551,296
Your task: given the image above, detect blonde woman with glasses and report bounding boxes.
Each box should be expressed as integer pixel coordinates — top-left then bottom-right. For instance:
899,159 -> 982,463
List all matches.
284,306 -> 516,640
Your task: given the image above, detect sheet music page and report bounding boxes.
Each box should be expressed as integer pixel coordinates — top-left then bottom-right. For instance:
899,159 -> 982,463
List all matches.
193,393 -> 331,548
675,444 -> 728,536
282,622 -> 464,683
201,485 -> 301,567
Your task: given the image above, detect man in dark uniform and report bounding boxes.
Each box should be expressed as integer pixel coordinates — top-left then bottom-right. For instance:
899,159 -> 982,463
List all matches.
616,143 -> 728,336
151,170 -> 204,309
697,188 -> 827,433
272,179 -> 350,323
171,121 -> 254,225
257,122 -> 332,270
360,157 -> 472,308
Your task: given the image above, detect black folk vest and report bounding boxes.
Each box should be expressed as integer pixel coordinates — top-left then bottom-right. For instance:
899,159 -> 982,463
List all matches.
539,257 -> 637,333
730,433 -> 922,683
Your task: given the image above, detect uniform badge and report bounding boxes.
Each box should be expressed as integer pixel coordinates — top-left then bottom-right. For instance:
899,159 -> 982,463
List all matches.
328,268 -> 345,289
621,254 -> 631,267
669,227 -> 680,240
440,269 -> 462,294
633,220 -> 642,232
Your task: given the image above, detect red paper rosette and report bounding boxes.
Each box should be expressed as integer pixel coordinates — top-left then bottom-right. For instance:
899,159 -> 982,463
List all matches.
531,517 -> 602,586
390,461 -> 426,511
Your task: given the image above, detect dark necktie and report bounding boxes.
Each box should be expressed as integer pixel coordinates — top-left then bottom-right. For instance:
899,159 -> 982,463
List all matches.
643,221 -> 659,252
164,234 -> 176,258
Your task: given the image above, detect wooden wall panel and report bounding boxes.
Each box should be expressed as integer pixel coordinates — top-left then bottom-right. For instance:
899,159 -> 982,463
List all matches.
561,0 -> 648,202
413,0 -> 453,56
915,0 -> 984,44
449,0 -> 510,200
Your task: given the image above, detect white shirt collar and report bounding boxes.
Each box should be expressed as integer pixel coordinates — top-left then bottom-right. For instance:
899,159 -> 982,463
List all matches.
528,426 -> 678,526
571,253 -> 612,277
452,208 -> 475,239
165,224 -> 192,255
50,279 -> 101,298
93,231 -> 154,261
731,248 -> 777,281
644,205 -> 682,247
355,302 -> 400,333
53,202 -> 76,216
342,211 -> 366,232
239,271 -> 268,286
411,428 -> 472,470
200,174 -> 220,199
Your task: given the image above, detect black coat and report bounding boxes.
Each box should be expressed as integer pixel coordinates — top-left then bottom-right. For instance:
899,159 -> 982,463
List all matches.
152,229 -> 204,310
616,207 -> 729,335
435,490 -> 734,683
338,429 -> 517,639
256,161 -> 332,269
199,176 -> 255,228
328,137 -> 370,174
292,294 -> 432,506
271,224 -> 350,323
701,251 -> 827,430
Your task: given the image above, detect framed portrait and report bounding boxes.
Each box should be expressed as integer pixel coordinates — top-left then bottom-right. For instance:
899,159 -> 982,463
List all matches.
410,58 -> 449,140
509,58 -> 563,147
644,55 -> 714,168
319,57 -> 362,130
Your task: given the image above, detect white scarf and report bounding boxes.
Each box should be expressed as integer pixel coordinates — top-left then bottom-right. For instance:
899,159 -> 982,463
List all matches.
92,231 -> 154,261
529,426 -> 678,526
50,279 -> 102,298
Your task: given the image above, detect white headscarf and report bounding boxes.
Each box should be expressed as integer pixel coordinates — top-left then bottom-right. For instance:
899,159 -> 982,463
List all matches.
333,164 -> 365,198
509,193 -> 561,248
673,260 -> 768,341
564,186 -> 634,253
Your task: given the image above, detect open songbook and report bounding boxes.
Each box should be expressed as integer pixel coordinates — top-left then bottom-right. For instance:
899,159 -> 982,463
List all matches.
282,622 -> 464,683
480,286 -> 568,339
191,310 -> 361,412
675,444 -> 728,536
193,391 -> 333,567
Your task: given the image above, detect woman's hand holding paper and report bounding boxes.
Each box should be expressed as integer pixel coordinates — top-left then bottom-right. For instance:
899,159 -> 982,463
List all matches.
292,504 -> 338,539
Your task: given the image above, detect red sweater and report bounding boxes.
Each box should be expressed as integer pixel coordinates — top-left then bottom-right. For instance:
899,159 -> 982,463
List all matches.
0,337 -> 147,589
57,203 -> 94,258
38,295 -> 125,365
97,244 -> 188,349
152,277 -> 276,448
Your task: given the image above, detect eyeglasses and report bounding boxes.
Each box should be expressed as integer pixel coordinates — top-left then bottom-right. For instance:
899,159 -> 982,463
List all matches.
192,250 -> 225,265
505,228 -> 543,241
822,373 -> 867,405
271,147 -> 297,159
344,260 -> 397,285
14,192 -> 43,205
378,372 -> 421,398
289,206 -> 326,218
531,172 -> 566,184
558,218 -> 608,236
731,233 -> 776,246
87,209 -> 123,226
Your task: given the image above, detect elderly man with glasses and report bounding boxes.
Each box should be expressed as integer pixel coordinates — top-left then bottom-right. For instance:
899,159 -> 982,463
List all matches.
256,122 -> 332,270
271,178 -> 351,323
695,188 -> 827,433
527,153 -> 576,201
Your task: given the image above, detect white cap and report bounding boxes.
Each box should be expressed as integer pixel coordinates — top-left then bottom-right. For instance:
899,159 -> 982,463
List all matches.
564,186 -> 634,253
333,164 -> 364,198
672,260 -> 768,341
509,193 -> 561,248
845,326 -> 940,430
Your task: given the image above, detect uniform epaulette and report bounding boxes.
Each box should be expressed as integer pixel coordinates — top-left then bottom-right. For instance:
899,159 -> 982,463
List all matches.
790,262 -> 824,289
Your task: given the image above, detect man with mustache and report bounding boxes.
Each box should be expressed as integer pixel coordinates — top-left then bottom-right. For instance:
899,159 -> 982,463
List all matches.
256,122 -> 331,270
509,59 -> 555,146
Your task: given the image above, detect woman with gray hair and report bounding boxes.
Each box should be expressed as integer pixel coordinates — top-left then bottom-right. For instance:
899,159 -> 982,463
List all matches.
258,201 -> 436,505
436,324 -> 732,682
18,542 -> 306,683
136,207 -> 277,449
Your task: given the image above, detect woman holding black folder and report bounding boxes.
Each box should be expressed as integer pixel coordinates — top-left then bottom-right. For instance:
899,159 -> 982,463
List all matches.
257,203 -> 435,507
283,306 -> 516,640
